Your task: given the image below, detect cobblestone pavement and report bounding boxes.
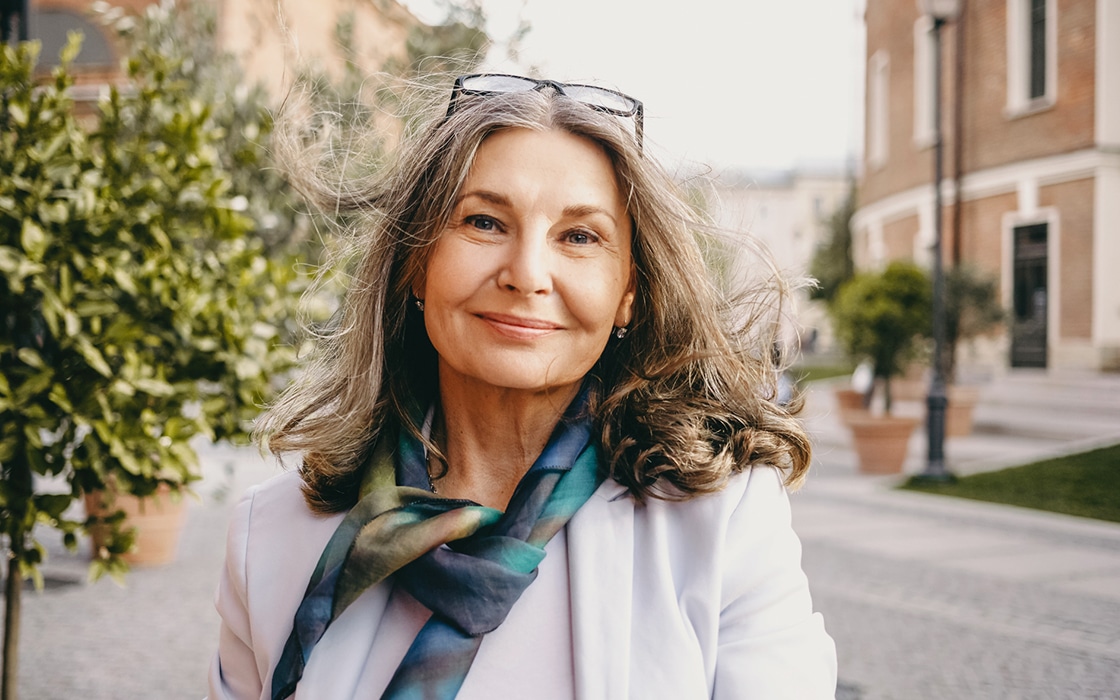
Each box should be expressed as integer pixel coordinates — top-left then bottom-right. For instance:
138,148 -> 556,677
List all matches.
796,370 -> 1120,700
795,481 -> 1120,700
4,370 -> 1120,699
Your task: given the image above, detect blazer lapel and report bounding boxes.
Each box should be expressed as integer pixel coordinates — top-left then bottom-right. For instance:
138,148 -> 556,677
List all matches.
568,480 -> 634,700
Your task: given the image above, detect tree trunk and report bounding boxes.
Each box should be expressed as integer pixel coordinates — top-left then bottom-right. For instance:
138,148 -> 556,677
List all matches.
2,537 -> 22,700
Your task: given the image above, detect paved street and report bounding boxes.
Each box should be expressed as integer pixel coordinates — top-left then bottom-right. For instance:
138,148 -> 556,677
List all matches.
5,370 -> 1120,699
798,370 -> 1120,700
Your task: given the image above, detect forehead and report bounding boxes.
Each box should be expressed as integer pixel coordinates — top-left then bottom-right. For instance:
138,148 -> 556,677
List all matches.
462,128 -> 627,211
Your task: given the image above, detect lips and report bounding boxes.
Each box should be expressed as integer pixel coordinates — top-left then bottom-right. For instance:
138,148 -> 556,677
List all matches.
477,312 -> 562,340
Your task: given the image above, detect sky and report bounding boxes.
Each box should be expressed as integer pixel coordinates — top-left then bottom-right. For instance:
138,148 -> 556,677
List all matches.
401,0 -> 865,173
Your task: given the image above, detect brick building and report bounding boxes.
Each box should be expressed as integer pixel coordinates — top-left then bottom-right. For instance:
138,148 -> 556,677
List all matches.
853,0 -> 1120,371
17,0 -> 419,100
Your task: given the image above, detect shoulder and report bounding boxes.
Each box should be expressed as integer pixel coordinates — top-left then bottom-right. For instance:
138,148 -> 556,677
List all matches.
232,470 -> 346,568
221,470 -> 348,678
582,465 -> 793,576
631,465 -> 791,536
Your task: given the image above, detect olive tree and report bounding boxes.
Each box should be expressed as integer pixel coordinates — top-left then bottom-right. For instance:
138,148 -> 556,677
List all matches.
0,33 -> 299,698
830,262 -> 933,413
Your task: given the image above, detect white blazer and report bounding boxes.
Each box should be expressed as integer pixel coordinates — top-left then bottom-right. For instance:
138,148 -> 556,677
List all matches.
207,465 -> 837,699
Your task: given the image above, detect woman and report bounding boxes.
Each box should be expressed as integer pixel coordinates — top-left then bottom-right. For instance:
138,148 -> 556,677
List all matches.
208,74 -> 837,699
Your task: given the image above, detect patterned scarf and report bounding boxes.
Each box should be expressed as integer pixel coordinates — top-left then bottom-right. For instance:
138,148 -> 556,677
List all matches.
271,391 -> 603,700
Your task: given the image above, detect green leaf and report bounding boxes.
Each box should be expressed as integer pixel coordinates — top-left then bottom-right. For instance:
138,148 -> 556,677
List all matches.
76,336 -> 113,377
20,219 -> 48,261
48,383 -> 73,412
0,437 -> 17,463
37,200 -> 70,225
17,347 -> 46,369
133,378 -> 175,397
34,493 -> 73,519
59,32 -> 84,65
7,103 -> 28,127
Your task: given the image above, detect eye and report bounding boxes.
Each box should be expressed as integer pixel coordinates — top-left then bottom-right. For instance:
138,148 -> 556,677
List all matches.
464,214 -> 500,232
564,229 -> 599,245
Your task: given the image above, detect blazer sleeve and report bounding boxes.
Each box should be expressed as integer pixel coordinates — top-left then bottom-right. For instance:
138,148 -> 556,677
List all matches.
712,466 -> 837,699
207,486 -> 265,700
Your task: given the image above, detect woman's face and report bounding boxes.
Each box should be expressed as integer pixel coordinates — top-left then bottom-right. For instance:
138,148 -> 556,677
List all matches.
419,127 -> 635,398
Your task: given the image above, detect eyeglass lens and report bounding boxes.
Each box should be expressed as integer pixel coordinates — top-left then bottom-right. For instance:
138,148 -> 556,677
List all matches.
459,75 -> 637,116
559,85 -> 637,115
459,74 -> 540,93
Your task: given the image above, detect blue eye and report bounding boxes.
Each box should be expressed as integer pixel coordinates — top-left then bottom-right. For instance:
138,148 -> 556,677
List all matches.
465,215 -> 499,231
566,230 -> 597,245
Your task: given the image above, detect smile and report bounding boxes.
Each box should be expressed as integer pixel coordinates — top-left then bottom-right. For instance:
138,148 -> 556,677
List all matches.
478,313 -> 562,340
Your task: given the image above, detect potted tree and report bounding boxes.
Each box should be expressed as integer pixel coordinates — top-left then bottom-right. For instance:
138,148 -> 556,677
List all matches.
830,262 -> 932,473
1,26 -> 301,696
940,265 -> 1005,436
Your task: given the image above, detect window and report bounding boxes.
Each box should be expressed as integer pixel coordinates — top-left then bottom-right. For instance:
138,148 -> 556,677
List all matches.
1006,0 -> 1056,115
1028,0 -> 1046,99
913,17 -> 935,147
868,50 -> 890,169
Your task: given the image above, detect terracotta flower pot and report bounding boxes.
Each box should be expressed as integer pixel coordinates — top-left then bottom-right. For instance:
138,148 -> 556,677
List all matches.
834,388 -> 870,425
84,484 -> 187,566
945,385 -> 981,438
846,414 -> 921,474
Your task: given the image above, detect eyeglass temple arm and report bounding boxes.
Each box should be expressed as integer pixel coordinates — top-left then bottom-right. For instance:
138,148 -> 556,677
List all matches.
634,104 -> 644,149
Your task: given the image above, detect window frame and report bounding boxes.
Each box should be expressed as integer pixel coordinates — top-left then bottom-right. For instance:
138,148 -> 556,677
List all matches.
1006,0 -> 1058,117
868,50 -> 891,170
913,16 -> 936,149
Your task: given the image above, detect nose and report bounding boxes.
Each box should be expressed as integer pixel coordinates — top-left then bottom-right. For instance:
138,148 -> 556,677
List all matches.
497,225 -> 553,296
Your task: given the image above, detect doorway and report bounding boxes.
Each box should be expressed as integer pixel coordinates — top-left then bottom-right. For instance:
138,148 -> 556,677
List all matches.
1011,223 -> 1048,368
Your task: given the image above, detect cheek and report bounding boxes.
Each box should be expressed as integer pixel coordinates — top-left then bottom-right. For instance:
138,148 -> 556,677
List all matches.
422,241 -> 476,303
571,269 -> 633,331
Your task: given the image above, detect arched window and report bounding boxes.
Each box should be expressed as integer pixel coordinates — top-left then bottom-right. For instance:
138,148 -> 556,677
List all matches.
29,8 -> 116,69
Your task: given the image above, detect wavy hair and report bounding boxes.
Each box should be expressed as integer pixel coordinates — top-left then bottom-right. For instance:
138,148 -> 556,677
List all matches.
256,76 -> 811,513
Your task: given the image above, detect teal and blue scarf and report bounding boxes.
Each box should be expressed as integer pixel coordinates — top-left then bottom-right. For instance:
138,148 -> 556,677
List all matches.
271,391 -> 603,700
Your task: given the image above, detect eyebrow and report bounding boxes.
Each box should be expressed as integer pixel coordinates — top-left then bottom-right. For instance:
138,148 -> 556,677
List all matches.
457,190 -> 511,208
456,190 -> 620,226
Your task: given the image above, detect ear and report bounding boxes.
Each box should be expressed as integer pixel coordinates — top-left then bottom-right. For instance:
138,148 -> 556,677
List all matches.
410,267 -> 428,303
614,269 -> 637,328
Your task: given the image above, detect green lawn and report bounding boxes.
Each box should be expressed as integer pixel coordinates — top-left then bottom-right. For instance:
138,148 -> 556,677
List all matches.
792,362 -> 854,385
901,443 -> 1120,523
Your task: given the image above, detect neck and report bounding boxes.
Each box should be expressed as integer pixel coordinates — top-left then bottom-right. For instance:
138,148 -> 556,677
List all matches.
432,372 -> 581,510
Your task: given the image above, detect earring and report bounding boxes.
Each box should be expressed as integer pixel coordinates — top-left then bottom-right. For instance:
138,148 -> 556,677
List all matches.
613,326 -> 628,339
414,297 -> 425,312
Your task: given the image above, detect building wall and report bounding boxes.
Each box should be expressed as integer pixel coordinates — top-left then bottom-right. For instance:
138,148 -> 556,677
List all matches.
1040,178 -> 1093,340
959,192 -> 1016,287
861,0 -> 1096,208
854,0 -> 1113,370
882,214 -> 918,263
861,0 -> 952,205
710,168 -> 852,352
216,0 -> 417,99
26,0 -> 418,102
963,0 -> 1096,173
711,169 -> 851,279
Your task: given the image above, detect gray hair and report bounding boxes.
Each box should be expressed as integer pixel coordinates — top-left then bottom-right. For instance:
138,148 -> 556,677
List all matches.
257,78 -> 810,512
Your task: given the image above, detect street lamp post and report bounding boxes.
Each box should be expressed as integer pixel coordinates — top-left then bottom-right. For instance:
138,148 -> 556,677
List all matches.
917,0 -> 961,481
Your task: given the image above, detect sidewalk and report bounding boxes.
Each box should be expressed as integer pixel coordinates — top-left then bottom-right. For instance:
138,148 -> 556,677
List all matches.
793,371 -> 1120,699
6,371 -> 1120,699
